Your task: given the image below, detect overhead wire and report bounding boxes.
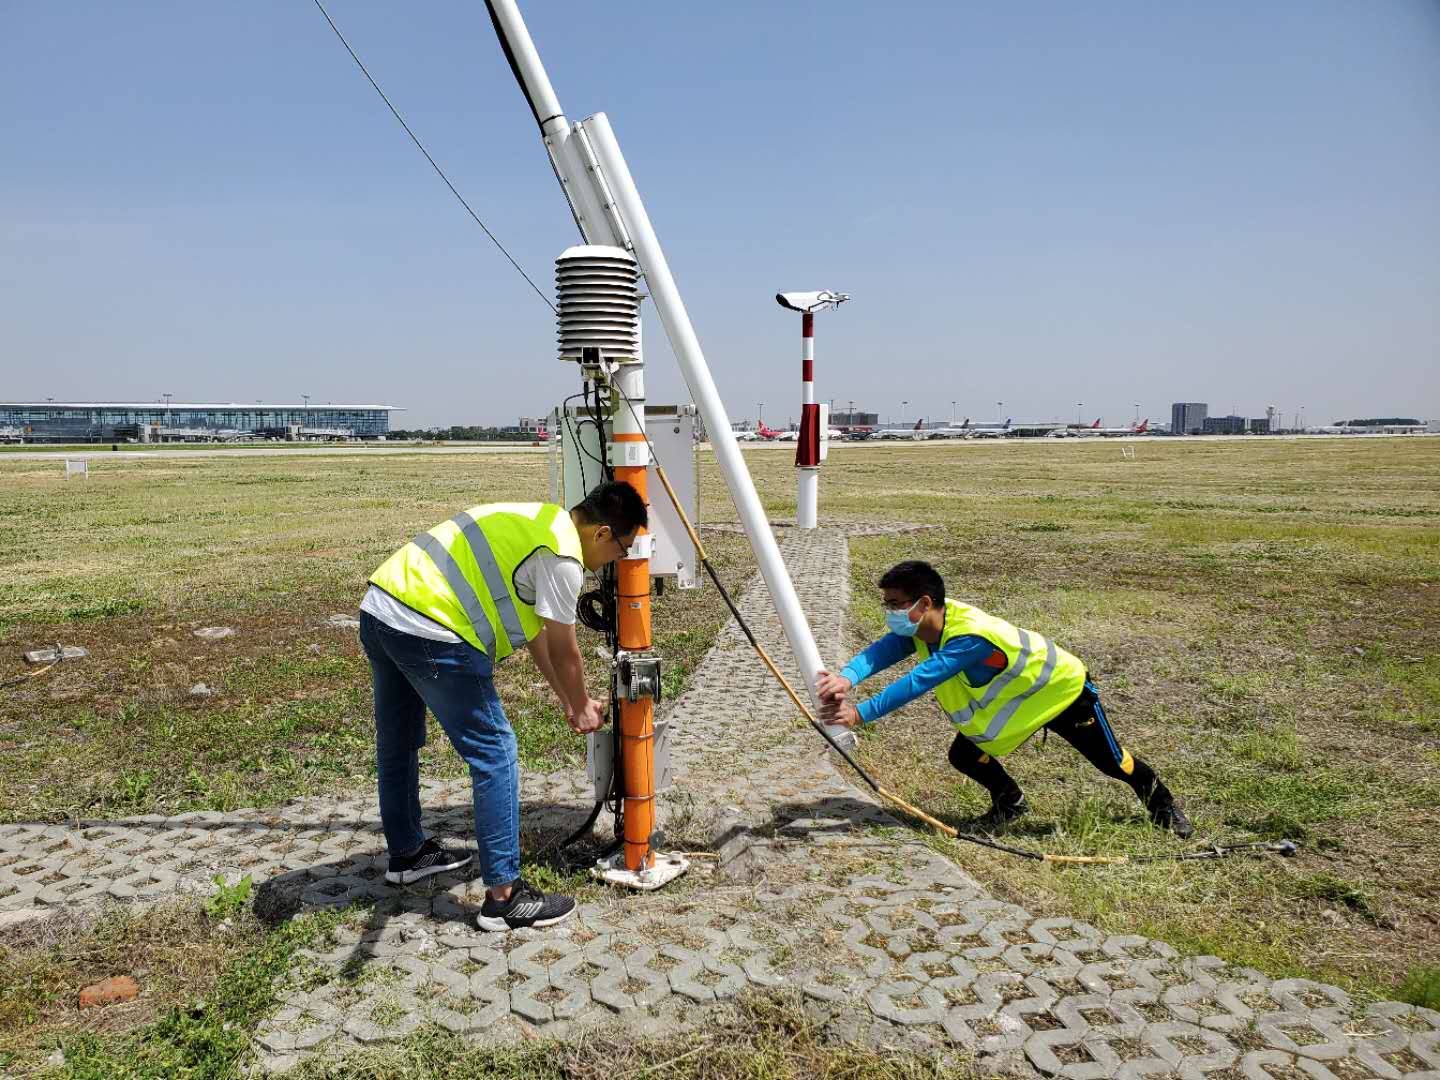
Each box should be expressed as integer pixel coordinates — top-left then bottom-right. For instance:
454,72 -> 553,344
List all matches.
308,0 -> 556,314
311,2 -> 1290,870
310,0 -> 619,853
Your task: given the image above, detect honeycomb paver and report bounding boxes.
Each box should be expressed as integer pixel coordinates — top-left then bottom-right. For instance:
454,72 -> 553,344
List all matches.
1,526 -> 1419,1077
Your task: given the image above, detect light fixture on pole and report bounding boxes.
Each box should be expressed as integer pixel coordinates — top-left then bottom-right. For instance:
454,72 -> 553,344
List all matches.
1077,402 -> 1084,428
775,290 -> 850,529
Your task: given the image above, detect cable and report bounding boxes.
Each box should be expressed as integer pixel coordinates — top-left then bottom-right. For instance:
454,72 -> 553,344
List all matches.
599,373 -> 1301,869
0,661 -> 56,691
559,391 -> 595,498
557,384 -> 623,852
309,0 -> 556,314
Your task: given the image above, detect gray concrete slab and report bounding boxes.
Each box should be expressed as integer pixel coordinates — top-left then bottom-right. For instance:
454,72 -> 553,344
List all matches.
2,528 -> 1434,1076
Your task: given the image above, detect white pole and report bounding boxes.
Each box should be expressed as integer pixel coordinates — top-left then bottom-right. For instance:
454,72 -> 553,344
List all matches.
584,113 -> 825,696
484,1 -> 620,247
483,1 -> 564,130
797,470 -> 818,529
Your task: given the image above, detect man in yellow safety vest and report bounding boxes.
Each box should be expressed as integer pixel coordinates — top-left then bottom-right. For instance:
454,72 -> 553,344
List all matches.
359,481 -> 647,931
818,560 -> 1192,837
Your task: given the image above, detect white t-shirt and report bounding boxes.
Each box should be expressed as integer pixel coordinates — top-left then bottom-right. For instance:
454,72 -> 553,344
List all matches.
361,550 -> 584,644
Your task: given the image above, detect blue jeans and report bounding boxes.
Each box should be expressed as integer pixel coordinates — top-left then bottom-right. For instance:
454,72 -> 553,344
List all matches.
359,611 -> 520,887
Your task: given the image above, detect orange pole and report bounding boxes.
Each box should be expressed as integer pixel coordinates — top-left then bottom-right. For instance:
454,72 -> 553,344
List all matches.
613,431 -> 654,871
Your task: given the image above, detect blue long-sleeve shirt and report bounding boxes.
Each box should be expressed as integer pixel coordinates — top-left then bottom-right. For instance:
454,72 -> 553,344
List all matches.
839,632 -> 1003,724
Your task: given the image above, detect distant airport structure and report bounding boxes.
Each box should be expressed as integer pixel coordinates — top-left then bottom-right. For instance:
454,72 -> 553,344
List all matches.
0,402 -> 399,443
1166,402 -> 1427,437
1171,402 -> 1209,435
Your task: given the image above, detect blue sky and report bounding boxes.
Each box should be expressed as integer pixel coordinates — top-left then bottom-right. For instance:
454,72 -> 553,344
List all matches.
3,1 -> 1437,428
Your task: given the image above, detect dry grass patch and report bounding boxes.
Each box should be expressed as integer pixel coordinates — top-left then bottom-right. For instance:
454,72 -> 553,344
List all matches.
814,438 -> 1439,1002
285,991 -> 968,1079
0,899 -> 266,1072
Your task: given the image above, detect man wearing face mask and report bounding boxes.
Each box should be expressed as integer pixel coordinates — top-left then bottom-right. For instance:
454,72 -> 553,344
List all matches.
816,560 -> 1192,837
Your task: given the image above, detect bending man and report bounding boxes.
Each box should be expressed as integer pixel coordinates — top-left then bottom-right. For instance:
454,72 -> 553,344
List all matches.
360,482 -> 647,930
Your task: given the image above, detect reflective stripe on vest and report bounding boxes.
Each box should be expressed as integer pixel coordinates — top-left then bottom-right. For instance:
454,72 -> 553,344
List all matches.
410,530 -> 498,655
368,502 -> 583,660
955,636 -> 1059,745
949,627 -> 1034,726
917,599 -> 1086,757
452,510 -> 527,651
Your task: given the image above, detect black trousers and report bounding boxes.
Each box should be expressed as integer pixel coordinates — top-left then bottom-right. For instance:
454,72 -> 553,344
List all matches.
947,681 -> 1173,810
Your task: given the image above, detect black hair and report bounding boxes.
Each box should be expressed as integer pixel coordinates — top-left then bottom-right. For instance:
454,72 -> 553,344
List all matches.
878,560 -> 946,607
573,480 -> 648,537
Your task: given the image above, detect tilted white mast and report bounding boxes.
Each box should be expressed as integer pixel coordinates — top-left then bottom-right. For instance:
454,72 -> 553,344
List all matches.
483,0 -> 827,700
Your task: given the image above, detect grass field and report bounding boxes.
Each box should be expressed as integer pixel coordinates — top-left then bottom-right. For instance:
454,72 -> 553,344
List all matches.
1,437 -> 1437,1071
0,450 -> 754,824
724,438 -> 1438,1007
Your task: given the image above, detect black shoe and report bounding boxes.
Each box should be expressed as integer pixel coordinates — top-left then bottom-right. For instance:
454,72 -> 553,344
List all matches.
974,795 -> 1028,833
1150,801 -> 1194,839
476,878 -> 576,933
384,838 -> 471,885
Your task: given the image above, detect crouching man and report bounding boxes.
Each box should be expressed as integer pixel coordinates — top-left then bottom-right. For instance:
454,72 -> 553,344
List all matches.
817,560 -> 1192,837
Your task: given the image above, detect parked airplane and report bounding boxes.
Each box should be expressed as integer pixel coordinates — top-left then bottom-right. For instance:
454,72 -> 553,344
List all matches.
768,423 -> 845,442
756,421 -> 785,440
933,418 -> 972,439
1049,418 -> 1149,438
972,418 -> 1012,439
873,418 -> 929,440
731,426 -> 759,441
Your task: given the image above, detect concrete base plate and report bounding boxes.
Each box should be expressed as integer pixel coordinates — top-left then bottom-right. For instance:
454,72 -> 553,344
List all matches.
591,850 -> 690,891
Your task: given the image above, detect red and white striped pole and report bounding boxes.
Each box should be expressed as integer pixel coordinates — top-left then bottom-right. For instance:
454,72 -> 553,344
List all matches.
776,291 -> 848,529
795,312 -> 821,529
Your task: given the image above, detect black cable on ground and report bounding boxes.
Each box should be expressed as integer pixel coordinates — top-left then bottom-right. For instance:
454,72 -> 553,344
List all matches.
598,376 -> 1304,869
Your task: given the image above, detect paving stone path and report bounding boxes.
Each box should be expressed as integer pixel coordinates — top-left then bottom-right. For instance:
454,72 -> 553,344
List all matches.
2,528 -> 1436,1077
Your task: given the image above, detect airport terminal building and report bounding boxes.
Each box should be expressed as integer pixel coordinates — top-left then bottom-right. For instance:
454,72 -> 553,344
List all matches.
0,402 -> 399,443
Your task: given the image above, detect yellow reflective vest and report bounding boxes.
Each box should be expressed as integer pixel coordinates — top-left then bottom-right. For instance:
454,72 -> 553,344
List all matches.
369,502 -> 583,660
914,599 -> 1087,756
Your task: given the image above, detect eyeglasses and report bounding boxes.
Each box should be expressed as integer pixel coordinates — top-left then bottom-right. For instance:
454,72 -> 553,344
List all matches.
882,597 -> 923,612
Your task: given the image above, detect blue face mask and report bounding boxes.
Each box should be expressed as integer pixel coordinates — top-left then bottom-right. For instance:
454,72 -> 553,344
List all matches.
885,598 -> 922,637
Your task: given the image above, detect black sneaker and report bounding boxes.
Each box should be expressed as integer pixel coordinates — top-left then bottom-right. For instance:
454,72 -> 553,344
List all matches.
476,879 -> 576,933
384,838 -> 471,885
1150,801 -> 1195,839
974,795 -> 1028,833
